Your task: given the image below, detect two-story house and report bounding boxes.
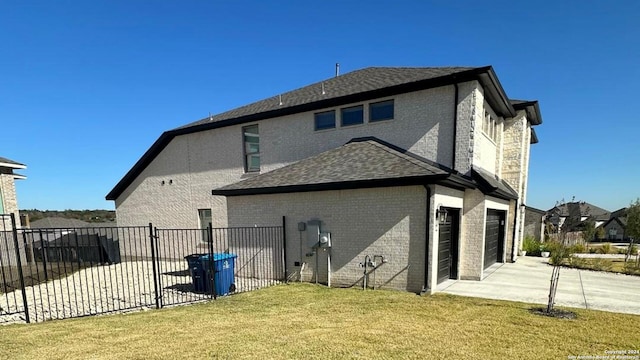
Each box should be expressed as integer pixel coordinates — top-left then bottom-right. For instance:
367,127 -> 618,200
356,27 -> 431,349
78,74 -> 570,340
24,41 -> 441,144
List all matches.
1,156 -> 27,228
107,66 -> 541,293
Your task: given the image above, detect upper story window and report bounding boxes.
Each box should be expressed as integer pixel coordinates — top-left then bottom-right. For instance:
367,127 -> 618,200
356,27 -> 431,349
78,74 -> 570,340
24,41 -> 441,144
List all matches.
341,105 -> 364,127
243,125 -> 260,172
314,110 -> 336,130
483,111 -> 498,142
369,100 -> 394,122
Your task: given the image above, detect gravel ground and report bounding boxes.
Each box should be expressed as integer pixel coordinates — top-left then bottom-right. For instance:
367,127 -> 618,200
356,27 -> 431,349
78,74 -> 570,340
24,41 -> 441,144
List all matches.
0,260 -> 280,324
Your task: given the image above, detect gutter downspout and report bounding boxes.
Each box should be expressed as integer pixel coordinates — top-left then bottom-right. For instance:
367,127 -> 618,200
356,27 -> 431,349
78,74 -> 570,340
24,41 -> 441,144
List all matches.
422,185 -> 433,293
452,83 -> 459,171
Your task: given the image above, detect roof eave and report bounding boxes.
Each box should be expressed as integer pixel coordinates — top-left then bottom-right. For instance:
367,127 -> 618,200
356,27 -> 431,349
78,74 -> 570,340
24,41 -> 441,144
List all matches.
105,131 -> 173,200
212,175 -> 454,197
513,100 -> 542,126
477,67 -> 517,118
531,128 -> 539,144
0,161 -> 26,170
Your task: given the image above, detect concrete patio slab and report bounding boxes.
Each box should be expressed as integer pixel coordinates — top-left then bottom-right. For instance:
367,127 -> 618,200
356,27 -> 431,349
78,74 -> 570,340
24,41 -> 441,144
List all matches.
440,256 -> 640,315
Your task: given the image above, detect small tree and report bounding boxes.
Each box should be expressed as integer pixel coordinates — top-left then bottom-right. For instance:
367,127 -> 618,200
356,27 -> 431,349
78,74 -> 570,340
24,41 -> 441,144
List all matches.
625,199 -> 640,262
581,219 -> 596,252
546,201 -> 571,314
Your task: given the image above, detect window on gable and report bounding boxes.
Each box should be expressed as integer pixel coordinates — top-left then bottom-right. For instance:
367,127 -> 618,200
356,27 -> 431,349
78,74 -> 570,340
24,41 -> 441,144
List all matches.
341,105 -> 364,126
483,110 -> 498,142
243,125 -> 260,172
369,100 -> 394,122
314,110 -> 336,130
0,184 -> 4,213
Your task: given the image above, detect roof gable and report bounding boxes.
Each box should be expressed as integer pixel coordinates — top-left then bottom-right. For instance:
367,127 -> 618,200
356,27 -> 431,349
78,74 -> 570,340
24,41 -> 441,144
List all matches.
107,65 -> 517,201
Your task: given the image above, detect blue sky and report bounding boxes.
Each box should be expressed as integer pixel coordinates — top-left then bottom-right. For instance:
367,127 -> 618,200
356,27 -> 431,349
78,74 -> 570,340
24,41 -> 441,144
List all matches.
1,1 -> 639,212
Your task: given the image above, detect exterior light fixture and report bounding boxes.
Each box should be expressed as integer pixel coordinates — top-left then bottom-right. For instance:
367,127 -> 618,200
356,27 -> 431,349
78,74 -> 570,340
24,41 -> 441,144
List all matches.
437,206 -> 448,224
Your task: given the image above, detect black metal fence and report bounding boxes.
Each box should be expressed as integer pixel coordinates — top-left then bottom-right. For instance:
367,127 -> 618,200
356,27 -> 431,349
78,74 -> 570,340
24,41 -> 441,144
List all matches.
0,214 -> 285,324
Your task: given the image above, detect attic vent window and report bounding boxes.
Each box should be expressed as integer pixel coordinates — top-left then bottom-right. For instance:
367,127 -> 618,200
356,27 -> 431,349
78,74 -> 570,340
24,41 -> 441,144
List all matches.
243,125 -> 260,172
369,99 -> 394,122
314,110 -> 336,131
341,105 -> 363,126
483,110 -> 498,141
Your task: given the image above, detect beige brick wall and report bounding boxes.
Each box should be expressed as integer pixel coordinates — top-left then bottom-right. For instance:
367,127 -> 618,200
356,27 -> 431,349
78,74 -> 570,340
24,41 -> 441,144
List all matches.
116,85 -> 462,228
225,186 -> 428,293
501,109 -> 533,254
460,189 -> 485,280
0,174 -> 21,228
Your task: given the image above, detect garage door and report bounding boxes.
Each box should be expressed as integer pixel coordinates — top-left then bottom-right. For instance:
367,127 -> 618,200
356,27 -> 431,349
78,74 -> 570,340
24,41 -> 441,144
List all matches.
437,209 -> 459,284
484,210 -> 505,269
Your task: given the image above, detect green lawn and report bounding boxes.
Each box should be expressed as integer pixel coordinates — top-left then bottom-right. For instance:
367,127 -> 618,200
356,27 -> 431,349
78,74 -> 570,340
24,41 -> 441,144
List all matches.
0,283 -> 638,359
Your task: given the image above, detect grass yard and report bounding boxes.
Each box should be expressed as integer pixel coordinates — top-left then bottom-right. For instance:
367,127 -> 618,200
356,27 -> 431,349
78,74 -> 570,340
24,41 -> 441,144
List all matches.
0,283 -> 638,359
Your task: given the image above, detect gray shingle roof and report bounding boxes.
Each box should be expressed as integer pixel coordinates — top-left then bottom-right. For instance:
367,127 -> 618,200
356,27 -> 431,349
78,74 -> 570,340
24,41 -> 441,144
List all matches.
549,202 -> 611,223
30,217 -> 92,229
212,138 -> 469,196
179,67 -> 477,130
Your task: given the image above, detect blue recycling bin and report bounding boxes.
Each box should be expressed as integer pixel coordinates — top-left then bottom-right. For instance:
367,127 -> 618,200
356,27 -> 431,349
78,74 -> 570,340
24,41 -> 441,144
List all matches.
185,253 -> 237,295
201,253 -> 237,296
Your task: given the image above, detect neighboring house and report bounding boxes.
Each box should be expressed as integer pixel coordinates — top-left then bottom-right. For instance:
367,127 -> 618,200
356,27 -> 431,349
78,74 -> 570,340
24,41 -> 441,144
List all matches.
523,206 -> 545,241
548,201 -> 610,231
0,156 -> 27,228
546,201 -> 611,244
602,208 -> 627,241
25,217 -> 121,264
107,66 -> 542,293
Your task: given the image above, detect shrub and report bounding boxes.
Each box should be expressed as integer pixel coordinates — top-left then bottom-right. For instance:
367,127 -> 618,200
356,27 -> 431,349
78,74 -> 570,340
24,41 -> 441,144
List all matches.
522,236 -> 541,256
599,243 -> 612,254
570,244 -> 586,254
623,261 -> 640,275
591,258 -> 613,272
548,241 -> 571,265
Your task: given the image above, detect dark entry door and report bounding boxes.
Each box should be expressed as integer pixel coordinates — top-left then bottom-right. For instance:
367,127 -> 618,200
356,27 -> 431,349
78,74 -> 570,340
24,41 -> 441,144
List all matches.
437,208 -> 459,284
484,210 -> 505,269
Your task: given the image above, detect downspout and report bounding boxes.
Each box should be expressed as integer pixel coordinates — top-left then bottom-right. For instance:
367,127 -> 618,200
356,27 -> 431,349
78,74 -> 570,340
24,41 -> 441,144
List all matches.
422,185 -> 433,293
452,83 -> 459,171
511,199 -> 519,262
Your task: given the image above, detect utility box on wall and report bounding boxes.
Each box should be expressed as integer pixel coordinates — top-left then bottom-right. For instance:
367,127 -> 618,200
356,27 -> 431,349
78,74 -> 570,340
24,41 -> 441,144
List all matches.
306,220 -> 331,248
307,220 -> 321,248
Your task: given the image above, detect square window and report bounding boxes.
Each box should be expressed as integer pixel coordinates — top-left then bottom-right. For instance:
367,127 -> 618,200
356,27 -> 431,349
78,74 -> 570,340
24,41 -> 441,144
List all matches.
314,110 -> 336,130
243,125 -> 260,172
341,105 -> 363,126
369,100 -> 394,122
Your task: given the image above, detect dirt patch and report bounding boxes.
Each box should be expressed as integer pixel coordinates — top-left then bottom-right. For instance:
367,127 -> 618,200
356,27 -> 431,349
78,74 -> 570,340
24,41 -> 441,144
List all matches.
529,307 -> 577,319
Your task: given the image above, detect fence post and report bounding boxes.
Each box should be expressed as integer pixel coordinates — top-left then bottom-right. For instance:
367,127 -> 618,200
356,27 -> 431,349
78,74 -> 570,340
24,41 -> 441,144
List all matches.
149,223 -> 160,309
282,216 -> 288,282
207,223 -> 217,300
10,213 -> 30,323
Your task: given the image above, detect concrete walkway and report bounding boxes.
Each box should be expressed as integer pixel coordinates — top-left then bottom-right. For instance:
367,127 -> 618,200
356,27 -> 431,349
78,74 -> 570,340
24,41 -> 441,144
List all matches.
440,256 -> 640,315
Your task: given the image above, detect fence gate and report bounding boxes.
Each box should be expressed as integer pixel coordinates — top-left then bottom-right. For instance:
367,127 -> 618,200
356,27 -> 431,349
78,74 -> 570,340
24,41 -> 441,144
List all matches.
152,225 -> 286,308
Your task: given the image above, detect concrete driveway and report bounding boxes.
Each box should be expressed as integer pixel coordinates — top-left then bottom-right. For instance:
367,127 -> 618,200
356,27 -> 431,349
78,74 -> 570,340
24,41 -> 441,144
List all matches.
440,256 -> 640,315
